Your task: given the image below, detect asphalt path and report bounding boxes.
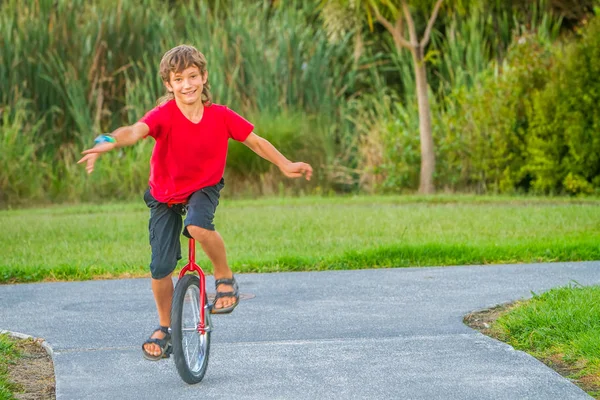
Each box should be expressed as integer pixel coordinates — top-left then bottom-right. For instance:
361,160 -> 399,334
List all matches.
1,262 -> 599,399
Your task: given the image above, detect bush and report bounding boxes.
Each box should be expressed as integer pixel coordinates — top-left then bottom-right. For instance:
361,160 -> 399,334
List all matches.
526,16 -> 600,194
439,34 -> 553,193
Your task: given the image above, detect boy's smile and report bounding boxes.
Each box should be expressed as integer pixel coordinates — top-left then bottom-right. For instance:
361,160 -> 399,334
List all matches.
166,66 -> 207,106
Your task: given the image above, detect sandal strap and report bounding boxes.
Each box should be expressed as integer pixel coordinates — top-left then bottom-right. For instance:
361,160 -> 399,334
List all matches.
157,325 -> 170,334
144,337 -> 169,347
215,277 -> 237,288
143,326 -> 171,345
215,276 -> 238,297
214,291 -> 237,299
147,326 -> 171,343
142,330 -> 171,351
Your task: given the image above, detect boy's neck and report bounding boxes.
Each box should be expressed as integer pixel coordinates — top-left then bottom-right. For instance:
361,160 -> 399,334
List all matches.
175,99 -> 205,124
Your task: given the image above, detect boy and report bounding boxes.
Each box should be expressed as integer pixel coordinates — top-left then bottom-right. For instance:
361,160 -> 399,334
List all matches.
78,45 -> 312,360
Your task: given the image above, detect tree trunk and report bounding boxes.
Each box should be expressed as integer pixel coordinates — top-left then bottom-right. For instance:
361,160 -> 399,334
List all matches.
374,0 -> 442,194
412,46 -> 435,194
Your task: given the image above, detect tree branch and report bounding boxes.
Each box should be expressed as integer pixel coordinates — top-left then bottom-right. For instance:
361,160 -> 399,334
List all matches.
420,0 -> 444,48
401,0 -> 419,48
372,5 -> 413,50
395,11 -> 404,40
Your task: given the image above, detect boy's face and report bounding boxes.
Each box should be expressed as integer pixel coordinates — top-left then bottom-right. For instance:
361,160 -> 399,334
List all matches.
165,66 -> 208,106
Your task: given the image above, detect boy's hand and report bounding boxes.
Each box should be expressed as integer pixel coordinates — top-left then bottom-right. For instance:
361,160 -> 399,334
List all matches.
77,142 -> 117,174
280,162 -> 313,181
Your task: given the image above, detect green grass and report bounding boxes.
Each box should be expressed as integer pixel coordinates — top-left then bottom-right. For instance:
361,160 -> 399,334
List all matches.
491,285 -> 600,397
1,195 -> 599,283
0,334 -> 19,400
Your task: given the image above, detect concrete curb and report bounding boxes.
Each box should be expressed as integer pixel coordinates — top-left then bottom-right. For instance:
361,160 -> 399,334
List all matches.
0,329 -> 55,358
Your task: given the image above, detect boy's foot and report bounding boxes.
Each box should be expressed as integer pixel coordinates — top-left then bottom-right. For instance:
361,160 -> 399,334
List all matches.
142,326 -> 171,360
143,331 -> 166,357
211,276 -> 239,314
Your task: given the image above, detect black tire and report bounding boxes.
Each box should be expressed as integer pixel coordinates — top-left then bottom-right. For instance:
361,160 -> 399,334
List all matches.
171,275 -> 211,384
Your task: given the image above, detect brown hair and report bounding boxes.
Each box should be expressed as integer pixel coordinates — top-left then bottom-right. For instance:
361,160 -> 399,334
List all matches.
157,45 -> 212,106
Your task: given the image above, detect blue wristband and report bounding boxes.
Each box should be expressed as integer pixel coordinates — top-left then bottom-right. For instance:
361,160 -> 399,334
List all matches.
94,134 -> 117,145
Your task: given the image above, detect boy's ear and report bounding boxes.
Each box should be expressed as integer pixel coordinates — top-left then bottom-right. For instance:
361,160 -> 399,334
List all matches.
202,71 -> 208,84
164,81 -> 173,93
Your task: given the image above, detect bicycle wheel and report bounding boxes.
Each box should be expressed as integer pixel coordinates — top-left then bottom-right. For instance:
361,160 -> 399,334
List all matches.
171,274 -> 211,384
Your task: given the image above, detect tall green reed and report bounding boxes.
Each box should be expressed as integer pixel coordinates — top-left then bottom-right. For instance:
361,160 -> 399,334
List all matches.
0,101 -> 48,205
1,0 -> 361,206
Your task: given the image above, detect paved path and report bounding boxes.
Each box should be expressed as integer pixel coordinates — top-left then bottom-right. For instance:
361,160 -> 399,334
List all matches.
1,262 -> 599,399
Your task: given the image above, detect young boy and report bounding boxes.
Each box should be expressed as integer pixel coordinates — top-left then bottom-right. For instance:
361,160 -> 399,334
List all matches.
78,45 -> 313,360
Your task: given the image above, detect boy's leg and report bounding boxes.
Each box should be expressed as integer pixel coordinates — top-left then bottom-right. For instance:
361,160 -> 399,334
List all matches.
151,275 -> 174,328
145,274 -> 174,357
143,189 -> 182,357
186,226 -> 236,310
184,179 -> 236,311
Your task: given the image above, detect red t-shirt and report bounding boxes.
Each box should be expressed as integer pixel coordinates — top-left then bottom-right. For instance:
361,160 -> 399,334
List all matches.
140,100 -> 254,203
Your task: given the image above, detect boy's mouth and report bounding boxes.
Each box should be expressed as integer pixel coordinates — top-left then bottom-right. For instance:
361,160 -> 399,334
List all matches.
182,89 -> 197,96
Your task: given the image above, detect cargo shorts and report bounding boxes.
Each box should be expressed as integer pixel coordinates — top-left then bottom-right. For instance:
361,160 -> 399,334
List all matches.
143,178 -> 225,279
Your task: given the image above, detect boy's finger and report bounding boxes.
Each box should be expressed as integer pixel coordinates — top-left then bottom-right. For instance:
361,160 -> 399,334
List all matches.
81,148 -> 99,155
78,151 -> 101,162
86,159 -> 95,174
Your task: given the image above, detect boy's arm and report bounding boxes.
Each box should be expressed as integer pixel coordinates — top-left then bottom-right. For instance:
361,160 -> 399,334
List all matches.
77,122 -> 149,174
243,132 -> 313,180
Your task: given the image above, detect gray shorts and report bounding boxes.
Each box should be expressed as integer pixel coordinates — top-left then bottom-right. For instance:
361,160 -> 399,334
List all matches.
143,178 -> 224,279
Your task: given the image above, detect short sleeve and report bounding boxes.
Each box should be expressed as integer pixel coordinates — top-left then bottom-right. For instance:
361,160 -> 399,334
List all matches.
225,107 -> 254,142
139,103 -> 169,139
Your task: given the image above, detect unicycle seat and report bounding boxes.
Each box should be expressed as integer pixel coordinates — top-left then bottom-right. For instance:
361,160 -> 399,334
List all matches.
167,201 -> 188,216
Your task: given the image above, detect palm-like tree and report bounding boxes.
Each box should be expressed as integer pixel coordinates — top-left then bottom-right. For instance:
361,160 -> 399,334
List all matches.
322,0 -> 444,194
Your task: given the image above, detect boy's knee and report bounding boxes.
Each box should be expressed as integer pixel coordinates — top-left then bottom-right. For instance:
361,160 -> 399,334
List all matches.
150,260 -> 177,280
151,272 -> 173,282
187,225 -> 213,243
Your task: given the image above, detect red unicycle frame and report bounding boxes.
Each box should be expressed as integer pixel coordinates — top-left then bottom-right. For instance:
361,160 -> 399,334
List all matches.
177,238 -> 209,334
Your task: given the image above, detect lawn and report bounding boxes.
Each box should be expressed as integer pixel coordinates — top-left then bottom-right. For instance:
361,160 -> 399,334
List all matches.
1,195 -> 599,283
490,285 -> 600,398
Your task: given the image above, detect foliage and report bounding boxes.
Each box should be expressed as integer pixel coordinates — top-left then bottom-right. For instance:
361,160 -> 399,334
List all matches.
0,0 -> 598,205
526,16 -> 600,194
439,34 -> 554,193
0,102 -> 49,206
0,0 -> 361,206
332,0 -> 568,194
433,14 -> 600,195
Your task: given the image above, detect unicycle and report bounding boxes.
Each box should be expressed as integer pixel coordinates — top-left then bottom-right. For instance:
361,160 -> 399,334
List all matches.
171,237 -> 212,384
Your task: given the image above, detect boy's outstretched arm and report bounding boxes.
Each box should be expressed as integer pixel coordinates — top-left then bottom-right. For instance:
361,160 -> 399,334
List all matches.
77,122 -> 149,174
243,132 -> 313,180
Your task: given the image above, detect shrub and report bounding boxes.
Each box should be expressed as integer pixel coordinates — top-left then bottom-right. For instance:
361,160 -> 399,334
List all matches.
439,34 -> 553,193
526,16 -> 600,194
